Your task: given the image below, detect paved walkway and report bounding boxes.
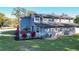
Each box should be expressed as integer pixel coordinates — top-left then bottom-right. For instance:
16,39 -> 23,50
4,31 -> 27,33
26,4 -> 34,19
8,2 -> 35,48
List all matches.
0,29 -> 16,33
0,34 -> 15,37
0,29 -> 16,37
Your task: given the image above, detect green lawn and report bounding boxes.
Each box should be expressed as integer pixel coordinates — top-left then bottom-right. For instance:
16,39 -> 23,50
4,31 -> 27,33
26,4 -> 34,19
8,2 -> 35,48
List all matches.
0,31 -> 79,51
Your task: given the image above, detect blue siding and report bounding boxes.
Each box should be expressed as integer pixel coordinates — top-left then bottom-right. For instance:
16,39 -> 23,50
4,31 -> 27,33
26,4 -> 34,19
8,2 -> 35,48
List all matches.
20,17 -> 31,30
19,17 -> 35,32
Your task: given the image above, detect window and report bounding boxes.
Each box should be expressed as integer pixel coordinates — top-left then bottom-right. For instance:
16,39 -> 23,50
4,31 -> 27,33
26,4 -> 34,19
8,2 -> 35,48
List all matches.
36,27 -> 40,32
43,18 -> 47,21
52,28 -> 54,32
52,19 -> 54,21
35,18 -> 40,21
64,31 -> 69,35
49,29 -> 51,32
31,26 -> 34,32
49,19 -> 54,22
69,28 -> 74,31
60,28 -> 62,31
55,28 -> 58,31
57,28 -> 60,32
34,17 -> 40,22
49,19 -> 52,21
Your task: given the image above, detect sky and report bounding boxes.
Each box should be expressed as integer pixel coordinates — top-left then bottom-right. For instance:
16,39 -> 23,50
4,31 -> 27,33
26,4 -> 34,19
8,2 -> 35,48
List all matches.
0,7 -> 79,18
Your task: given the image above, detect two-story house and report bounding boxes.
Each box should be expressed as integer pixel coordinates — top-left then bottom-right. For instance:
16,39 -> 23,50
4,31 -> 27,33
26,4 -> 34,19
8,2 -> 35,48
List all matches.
18,12 -> 79,39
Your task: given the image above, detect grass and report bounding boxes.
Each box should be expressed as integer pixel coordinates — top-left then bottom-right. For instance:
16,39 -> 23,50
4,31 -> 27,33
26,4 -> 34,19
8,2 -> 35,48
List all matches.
0,31 -> 79,51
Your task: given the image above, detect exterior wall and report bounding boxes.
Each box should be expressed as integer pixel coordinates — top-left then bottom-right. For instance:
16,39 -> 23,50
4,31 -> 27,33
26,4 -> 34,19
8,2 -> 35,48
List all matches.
33,16 -> 74,24
19,14 -> 75,39
19,17 -> 30,31
19,17 -> 35,33
69,20 -> 74,23
75,27 -> 79,34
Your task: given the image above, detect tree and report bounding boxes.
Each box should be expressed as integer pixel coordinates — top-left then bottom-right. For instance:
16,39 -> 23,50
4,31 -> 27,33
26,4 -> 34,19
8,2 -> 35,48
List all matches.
0,13 -> 5,28
0,13 -> 5,17
74,15 -> 79,24
12,7 -> 35,23
3,18 -> 18,27
12,7 -> 27,23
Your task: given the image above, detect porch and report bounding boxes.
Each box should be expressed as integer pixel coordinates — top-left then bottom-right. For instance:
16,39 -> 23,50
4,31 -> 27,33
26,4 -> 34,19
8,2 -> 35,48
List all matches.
34,23 -> 76,39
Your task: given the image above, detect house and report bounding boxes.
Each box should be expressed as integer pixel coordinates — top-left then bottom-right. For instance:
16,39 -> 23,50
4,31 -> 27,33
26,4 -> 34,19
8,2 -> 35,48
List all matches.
17,12 -> 79,40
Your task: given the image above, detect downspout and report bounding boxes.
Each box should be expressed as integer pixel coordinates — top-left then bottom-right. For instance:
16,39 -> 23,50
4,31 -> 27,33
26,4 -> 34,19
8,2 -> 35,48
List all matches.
18,17 -> 20,40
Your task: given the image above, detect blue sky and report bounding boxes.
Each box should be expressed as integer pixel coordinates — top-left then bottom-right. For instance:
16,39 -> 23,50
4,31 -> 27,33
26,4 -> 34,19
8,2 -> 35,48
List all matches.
0,7 -> 79,18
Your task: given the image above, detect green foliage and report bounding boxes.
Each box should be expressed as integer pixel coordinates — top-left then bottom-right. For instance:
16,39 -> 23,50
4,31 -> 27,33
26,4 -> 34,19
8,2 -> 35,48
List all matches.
5,18 -> 18,27
0,12 -> 18,28
12,7 -> 34,19
74,16 -> 79,24
12,7 -> 22,18
12,7 -> 27,25
0,13 -> 5,17
0,13 -> 5,27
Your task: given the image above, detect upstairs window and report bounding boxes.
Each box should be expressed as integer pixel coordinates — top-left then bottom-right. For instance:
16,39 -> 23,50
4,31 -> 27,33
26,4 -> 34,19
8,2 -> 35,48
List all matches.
49,19 -> 54,22
52,19 -> 54,21
35,18 -> 40,21
43,18 -> 48,21
49,19 -> 52,21
43,18 -> 53,23
34,17 -> 40,22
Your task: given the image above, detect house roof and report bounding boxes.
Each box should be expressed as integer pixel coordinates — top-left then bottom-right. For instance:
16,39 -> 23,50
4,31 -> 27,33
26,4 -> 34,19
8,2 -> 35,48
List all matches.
33,13 -> 73,19
62,23 -> 79,27
34,22 -> 79,28
20,12 -> 74,20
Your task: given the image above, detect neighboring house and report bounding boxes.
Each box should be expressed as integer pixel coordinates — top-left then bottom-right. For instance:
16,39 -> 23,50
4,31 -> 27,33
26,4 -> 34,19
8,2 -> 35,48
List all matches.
18,13 -> 79,39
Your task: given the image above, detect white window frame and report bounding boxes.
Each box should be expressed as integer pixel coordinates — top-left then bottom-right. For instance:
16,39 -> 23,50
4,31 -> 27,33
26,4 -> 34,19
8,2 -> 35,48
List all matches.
43,18 -> 48,23
34,17 -> 40,23
48,18 -> 54,22
36,27 -> 40,32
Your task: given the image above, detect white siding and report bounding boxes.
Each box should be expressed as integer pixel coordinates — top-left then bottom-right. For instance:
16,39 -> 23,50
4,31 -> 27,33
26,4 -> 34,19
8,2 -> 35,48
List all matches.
70,20 -> 73,23
75,28 -> 79,33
